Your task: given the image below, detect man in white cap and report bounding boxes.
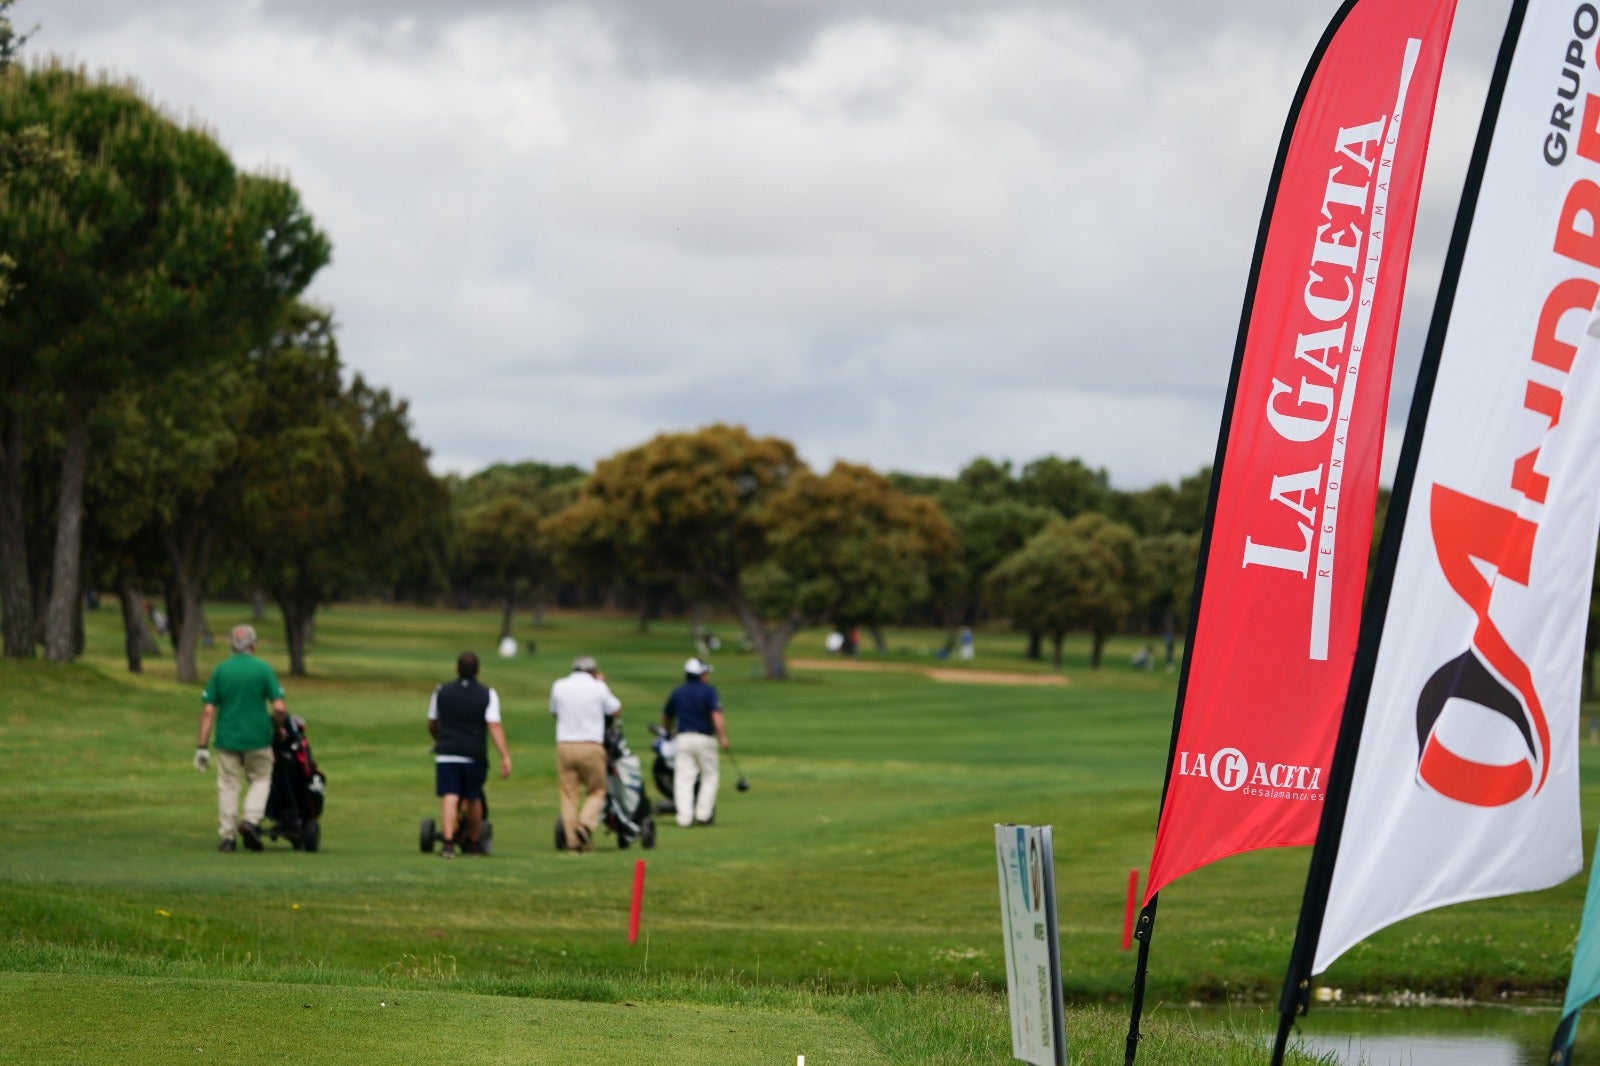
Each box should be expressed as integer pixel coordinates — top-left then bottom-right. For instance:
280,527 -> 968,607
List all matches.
662,657 -> 730,827
548,655 -> 622,851
195,624 -> 287,852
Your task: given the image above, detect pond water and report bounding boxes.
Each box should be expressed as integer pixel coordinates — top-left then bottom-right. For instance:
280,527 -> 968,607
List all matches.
1224,1002 -> 1600,1065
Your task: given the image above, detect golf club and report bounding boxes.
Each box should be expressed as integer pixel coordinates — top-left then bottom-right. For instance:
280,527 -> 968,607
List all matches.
727,749 -> 750,791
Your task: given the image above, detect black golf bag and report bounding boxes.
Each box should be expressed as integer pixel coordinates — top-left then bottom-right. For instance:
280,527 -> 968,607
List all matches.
265,714 -> 325,852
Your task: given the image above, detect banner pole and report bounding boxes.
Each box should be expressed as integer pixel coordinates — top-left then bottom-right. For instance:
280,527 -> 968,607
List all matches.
1120,4 -> 1366,1062
1123,897 -> 1159,1066
1268,4 -> 1531,1060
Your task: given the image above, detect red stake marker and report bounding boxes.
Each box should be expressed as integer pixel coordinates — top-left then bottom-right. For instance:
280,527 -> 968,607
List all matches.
1122,869 -> 1139,951
628,859 -> 646,944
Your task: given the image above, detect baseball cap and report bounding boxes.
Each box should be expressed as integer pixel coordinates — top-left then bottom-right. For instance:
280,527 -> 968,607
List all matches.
683,657 -> 712,675
573,655 -> 599,672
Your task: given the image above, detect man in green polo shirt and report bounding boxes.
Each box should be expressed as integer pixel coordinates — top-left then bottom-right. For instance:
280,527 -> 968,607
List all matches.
195,624 -> 288,852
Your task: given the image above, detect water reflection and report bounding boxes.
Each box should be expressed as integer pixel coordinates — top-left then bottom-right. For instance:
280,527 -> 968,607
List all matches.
1280,1004 -> 1600,1065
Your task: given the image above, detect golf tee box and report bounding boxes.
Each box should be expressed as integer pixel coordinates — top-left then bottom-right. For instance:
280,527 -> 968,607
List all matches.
994,824 -> 1067,1066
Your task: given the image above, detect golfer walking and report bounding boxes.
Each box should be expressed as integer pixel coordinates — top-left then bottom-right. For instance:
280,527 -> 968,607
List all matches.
195,624 -> 286,852
549,655 -> 622,851
662,657 -> 730,827
427,651 -> 512,858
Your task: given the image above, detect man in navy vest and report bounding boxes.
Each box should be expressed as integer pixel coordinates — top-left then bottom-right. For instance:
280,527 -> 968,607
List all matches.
427,651 -> 512,857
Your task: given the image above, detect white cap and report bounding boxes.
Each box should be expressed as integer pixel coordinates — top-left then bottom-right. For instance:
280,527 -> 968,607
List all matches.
683,657 -> 711,676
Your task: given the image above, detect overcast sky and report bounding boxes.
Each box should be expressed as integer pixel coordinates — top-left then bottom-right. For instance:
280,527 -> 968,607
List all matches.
27,0 -> 1512,488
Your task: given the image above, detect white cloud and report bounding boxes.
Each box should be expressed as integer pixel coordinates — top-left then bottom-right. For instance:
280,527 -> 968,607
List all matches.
29,0 -> 1509,487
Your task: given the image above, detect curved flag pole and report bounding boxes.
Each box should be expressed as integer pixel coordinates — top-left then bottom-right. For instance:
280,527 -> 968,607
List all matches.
1122,4 -> 1365,1062
1268,3 -> 1531,1062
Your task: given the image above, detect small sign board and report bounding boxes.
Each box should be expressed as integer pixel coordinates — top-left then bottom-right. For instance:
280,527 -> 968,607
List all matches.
995,824 -> 1067,1065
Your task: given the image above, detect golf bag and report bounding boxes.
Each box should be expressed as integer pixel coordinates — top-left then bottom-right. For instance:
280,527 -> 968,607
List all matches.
554,723 -> 656,850
264,714 -> 325,852
650,724 -> 677,812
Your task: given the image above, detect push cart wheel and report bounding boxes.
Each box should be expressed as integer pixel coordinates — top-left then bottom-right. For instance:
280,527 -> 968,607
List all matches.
303,820 -> 321,853
553,816 -> 568,851
641,816 -> 657,850
420,818 -> 436,853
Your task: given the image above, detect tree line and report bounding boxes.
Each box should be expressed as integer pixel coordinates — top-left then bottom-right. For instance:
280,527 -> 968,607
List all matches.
505,425 -> 1208,678
1,17 -> 1212,681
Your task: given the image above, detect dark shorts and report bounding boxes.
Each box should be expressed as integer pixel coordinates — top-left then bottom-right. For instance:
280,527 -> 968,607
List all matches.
435,759 -> 487,800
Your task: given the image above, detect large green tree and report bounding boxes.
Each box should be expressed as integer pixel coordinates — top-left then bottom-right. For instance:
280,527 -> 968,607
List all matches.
547,424 -> 801,677
987,513 -> 1143,668
449,461 -> 585,630
1136,530 -> 1200,665
754,461 -> 959,661
0,64 -> 327,660
945,498 -> 1054,628
231,307 -> 444,676
1019,455 -> 1111,519
87,363 -> 251,674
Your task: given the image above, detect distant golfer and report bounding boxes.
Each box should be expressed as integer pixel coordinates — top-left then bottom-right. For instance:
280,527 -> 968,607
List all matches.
195,624 -> 287,853
427,651 -> 512,858
548,655 -> 622,852
662,657 -> 731,827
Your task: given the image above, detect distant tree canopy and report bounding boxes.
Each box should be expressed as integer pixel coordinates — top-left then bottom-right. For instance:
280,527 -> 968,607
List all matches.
756,460 -> 959,655
546,424 -> 803,676
449,461 -> 584,640
987,513 -> 1143,668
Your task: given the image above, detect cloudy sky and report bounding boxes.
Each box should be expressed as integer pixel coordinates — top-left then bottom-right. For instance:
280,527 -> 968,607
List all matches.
28,0 -> 1511,488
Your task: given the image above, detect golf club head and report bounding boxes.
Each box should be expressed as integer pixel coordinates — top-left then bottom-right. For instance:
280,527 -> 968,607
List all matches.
736,777 -> 750,792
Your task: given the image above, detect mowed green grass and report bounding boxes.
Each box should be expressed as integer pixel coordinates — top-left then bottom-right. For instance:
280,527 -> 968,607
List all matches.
2,600 -> 1597,1062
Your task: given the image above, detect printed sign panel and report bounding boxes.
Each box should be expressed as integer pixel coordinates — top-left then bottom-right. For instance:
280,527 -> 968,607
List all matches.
995,824 -> 1066,1066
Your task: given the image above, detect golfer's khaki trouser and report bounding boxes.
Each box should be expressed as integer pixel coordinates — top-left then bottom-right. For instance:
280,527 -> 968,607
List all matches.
215,747 -> 274,839
673,732 -> 720,827
556,742 -> 607,849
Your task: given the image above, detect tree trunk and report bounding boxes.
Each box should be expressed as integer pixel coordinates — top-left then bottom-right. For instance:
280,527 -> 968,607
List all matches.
161,523 -> 214,684
43,413 -> 90,662
725,590 -> 796,680
118,581 -> 144,673
278,592 -> 314,677
531,601 -> 546,626
1026,629 -> 1042,661
638,585 -> 668,634
868,624 -> 887,653
1051,633 -> 1064,667
1090,629 -> 1107,670
499,582 -> 515,642
0,405 -> 34,658
252,589 -> 266,622
759,627 -> 795,679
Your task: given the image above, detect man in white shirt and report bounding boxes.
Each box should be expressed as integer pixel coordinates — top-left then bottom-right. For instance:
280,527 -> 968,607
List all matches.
548,654 -> 622,852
